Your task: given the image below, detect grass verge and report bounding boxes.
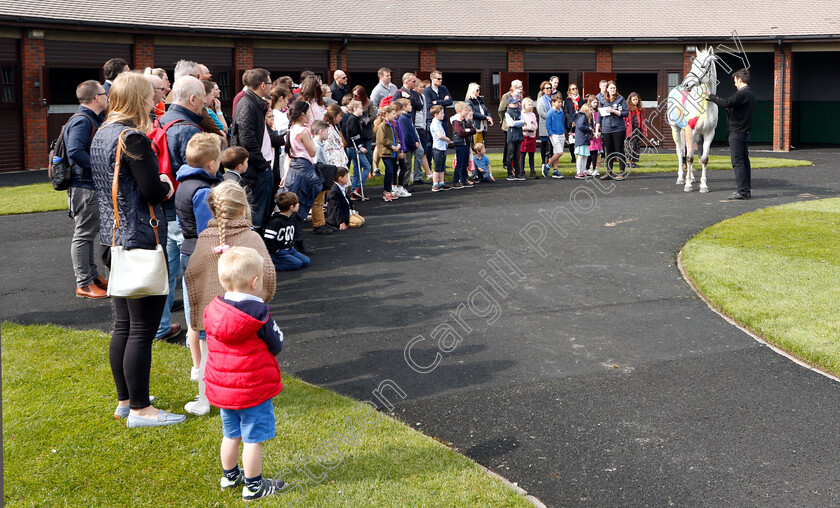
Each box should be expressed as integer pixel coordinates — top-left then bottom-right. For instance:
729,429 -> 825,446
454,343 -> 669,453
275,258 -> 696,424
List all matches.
681,197 -> 840,376
0,153 -> 810,216
0,183 -> 69,215
2,322 -> 531,507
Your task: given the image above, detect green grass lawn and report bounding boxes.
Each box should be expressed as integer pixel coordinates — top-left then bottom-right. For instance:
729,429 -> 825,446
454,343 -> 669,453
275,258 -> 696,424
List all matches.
0,183 -> 69,215
0,153 -> 810,216
681,198 -> 840,376
2,322 -> 531,507
356,152 -> 810,188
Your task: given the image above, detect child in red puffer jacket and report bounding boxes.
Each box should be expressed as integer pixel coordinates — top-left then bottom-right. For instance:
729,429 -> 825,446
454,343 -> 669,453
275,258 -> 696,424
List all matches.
203,246 -> 285,502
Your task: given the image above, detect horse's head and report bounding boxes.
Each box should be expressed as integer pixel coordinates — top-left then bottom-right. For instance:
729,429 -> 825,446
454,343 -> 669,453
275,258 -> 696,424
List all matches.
683,47 -> 717,91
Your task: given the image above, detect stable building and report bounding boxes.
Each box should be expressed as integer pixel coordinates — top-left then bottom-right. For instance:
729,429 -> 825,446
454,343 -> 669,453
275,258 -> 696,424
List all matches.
0,0 -> 838,173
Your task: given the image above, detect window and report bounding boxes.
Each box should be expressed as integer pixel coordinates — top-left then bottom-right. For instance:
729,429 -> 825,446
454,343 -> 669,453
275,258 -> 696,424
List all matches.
492,73 -> 500,100
216,71 -> 230,102
1,66 -> 15,103
668,72 -> 681,93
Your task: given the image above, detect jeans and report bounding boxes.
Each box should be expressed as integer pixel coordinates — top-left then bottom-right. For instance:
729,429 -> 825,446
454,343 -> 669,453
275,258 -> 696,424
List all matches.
287,158 -> 322,222
68,186 -> 100,287
348,147 -> 371,191
520,151 -> 535,175
249,169 -> 274,229
454,145 -> 470,184
156,220 -> 183,339
270,247 -> 311,271
540,136 -> 553,166
505,141 -> 522,176
111,294 -> 166,408
729,131 -> 751,195
382,157 -> 396,192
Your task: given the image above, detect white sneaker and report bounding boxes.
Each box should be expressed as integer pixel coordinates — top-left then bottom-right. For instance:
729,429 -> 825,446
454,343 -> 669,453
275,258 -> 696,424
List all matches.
185,399 -> 210,416
587,168 -> 599,176
190,367 -> 200,382
398,187 -> 412,197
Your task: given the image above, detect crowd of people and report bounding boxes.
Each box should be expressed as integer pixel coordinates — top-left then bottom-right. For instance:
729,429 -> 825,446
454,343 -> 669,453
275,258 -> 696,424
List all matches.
58,56 -> 721,502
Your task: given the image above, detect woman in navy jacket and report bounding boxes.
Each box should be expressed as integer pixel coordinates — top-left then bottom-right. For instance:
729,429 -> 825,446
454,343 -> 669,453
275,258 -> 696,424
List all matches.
91,73 -> 185,428
597,81 -> 629,180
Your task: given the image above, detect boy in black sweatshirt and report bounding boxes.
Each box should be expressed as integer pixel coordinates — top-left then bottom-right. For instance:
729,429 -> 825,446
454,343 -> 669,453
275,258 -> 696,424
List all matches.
263,192 -> 310,271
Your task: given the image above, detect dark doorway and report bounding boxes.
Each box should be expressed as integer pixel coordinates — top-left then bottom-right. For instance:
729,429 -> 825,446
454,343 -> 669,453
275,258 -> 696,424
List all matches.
614,73 -> 658,104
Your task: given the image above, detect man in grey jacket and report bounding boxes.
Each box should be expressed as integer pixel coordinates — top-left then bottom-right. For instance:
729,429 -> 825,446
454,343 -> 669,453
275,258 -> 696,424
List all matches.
370,67 -> 398,114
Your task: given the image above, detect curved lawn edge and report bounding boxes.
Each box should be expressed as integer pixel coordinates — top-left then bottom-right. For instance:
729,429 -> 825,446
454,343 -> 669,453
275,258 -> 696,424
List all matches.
677,250 -> 840,384
2,321 -> 542,507
677,197 -> 840,383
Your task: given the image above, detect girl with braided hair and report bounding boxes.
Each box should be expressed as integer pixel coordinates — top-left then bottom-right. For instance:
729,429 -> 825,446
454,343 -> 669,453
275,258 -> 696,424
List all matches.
183,181 -> 275,416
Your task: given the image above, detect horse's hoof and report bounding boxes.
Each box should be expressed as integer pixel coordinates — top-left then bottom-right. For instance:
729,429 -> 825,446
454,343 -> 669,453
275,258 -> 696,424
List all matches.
676,179 -> 684,185
684,187 -> 694,193
700,187 -> 709,193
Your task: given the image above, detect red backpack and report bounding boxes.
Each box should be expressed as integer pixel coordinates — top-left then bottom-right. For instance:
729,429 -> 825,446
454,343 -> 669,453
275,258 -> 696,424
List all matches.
378,95 -> 394,109
148,118 -> 199,196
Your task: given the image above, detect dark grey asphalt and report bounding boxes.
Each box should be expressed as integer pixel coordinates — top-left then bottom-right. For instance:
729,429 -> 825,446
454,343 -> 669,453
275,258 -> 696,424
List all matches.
3,148 -> 840,507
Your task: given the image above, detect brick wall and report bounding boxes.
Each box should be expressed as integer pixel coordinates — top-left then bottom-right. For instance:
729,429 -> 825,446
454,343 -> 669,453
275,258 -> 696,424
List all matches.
133,35 -> 154,69
420,45 -> 436,71
507,46 -> 524,72
683,50 -> 693,78
234,39 -> 253,90
596,46 -> 612,72
22,36 -> 47,171
773,43 -> 792,152
329,42 -> 341,72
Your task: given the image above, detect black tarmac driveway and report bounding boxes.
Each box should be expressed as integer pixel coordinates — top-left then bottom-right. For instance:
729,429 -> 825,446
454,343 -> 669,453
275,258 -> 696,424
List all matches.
3,148 -> 840,506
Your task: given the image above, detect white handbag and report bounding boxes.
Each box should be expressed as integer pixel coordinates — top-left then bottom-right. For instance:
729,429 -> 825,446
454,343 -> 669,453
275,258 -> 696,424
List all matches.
106,132 -> 170,298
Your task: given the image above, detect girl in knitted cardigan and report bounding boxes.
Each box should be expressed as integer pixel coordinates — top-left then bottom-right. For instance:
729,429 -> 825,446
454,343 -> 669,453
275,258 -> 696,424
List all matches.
183,181 -> 276,416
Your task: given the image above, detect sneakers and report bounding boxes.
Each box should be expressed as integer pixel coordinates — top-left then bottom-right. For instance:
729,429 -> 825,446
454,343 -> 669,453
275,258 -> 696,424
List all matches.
243,478 -> 284,501
351,188 -> 363,199
452,182 -> 464,189
383,192 -> 394,202
185,398 -> 211,416
551,170 -> 564,179
575,173 -> 588,180
541,164 -> 551,178
586,168 -> 599,177
395,187 -> 412,197
506,174 -> 516,181
439,183 -> 452,191
313,225 -> 335,235
515,175 -> 527,181
431,184 -> 443,192
221,471 -> 244,490
190,366 -> 200,382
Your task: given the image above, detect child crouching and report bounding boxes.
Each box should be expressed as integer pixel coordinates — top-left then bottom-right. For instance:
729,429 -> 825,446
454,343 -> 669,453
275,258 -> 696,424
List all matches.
204,246 -> 285,501
327,168 -> 365,230
264,192 -> 311,271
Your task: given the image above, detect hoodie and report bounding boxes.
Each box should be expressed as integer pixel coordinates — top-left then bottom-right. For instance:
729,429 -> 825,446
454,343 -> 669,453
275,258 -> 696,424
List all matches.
174,164 -> 219,256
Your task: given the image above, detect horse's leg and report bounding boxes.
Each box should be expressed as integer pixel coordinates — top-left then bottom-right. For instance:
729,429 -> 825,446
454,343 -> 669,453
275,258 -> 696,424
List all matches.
699,131 -> 713,193
673,127 -> 685,185
684,129 -> 695,192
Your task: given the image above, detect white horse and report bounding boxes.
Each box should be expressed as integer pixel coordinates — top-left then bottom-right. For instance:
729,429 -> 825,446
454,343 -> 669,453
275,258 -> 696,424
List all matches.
666,47 -> 719,193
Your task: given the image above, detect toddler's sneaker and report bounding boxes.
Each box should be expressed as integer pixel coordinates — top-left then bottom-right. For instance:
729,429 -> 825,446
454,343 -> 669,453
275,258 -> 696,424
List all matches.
551,170 -> 564,179
243,478 -> 284,501
587,168 -> 599,177
431,184 -> 442,192
221,470 -> 244,490
190,366 -> 200,382
185,398 -> 211,416
575,173 -> 588,180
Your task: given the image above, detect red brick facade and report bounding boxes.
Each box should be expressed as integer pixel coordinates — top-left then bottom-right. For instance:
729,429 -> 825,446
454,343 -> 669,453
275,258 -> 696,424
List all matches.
133,35 -> 154,70
773,43 -> 792,152
596,46 -> 612,72
234,39 -> 253,91
22,35 -> 47,171
507,46 -> 524,72
329,42 -> 341,72
420,45 -> 436,72
683,50 -> 693,77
